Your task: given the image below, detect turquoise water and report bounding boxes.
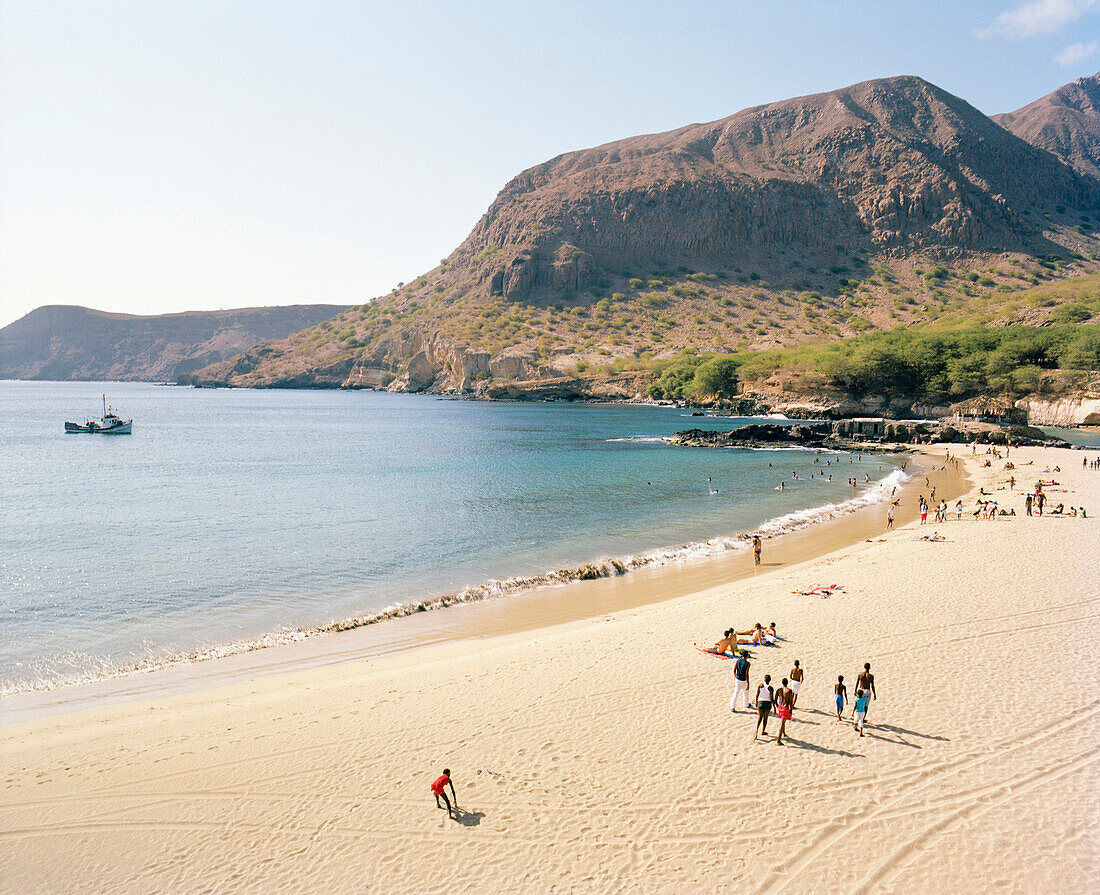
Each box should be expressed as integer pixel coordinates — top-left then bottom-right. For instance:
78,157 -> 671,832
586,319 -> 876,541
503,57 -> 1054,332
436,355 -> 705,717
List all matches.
1040,426 -> 1100,448
0,381 -> 905,693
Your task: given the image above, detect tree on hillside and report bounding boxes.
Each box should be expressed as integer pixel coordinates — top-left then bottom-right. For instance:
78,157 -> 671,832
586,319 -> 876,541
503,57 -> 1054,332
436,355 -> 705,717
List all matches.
692,357 -> 740,399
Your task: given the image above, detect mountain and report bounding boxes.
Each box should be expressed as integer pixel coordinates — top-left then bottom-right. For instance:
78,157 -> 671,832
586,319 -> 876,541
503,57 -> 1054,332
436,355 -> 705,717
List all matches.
993,72 -> 1100,179
0,304 -> 349,382
191,75 -> 1100,395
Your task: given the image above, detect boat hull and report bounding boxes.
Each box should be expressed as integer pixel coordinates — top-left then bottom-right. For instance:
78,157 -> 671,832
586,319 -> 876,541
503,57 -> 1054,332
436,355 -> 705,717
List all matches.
64,421 -> 132,434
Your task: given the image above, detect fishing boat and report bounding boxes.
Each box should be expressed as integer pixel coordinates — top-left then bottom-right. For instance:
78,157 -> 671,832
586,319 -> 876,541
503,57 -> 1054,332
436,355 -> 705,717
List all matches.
64,395 -> 132,434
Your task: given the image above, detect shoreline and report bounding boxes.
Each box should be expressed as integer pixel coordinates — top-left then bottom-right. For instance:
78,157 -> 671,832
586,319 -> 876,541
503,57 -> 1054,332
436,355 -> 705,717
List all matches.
1,447 -> 958,726
2,445 -> 1094,893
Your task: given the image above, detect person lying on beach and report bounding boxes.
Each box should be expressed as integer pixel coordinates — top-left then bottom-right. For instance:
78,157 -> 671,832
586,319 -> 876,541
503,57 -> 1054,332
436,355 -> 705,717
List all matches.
918,531 -> 945,542
793,584 -> 845,598
431,769 -> 457,815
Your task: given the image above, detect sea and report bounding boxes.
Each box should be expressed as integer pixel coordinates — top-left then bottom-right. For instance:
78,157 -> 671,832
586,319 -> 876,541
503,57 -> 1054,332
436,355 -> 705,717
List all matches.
0,379 -> 981,696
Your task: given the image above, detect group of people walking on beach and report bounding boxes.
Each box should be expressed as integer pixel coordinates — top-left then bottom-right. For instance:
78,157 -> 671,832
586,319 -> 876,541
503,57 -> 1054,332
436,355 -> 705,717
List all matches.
730,651 -> 877,744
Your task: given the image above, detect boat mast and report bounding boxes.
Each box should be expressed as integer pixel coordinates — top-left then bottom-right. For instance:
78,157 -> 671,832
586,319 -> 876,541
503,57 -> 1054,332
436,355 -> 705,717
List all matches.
103,394 -> 106,417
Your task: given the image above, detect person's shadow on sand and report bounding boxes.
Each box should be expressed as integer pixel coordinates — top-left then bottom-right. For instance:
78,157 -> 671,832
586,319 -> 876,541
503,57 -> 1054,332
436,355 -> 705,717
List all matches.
450,808 -> 485,827
871,723 -> 949,742
783,737 -> 865,758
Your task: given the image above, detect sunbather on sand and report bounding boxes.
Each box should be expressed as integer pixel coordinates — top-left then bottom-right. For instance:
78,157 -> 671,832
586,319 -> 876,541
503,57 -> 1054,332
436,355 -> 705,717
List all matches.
736,623 -> 766,645
713,629 -> 738,654
793,584 -> 843,597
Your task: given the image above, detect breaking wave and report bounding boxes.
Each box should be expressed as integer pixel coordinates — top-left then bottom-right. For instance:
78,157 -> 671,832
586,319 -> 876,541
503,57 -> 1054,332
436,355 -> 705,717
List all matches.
4,467 -> 910,697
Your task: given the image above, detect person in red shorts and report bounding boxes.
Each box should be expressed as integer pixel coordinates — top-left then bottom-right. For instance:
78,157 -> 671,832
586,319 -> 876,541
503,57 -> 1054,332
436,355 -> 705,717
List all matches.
774,678 -> 794,746
431,769 -> 457,814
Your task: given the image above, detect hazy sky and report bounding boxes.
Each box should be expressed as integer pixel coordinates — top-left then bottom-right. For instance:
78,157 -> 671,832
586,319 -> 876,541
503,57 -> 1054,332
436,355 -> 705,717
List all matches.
2,1 -> 1098,327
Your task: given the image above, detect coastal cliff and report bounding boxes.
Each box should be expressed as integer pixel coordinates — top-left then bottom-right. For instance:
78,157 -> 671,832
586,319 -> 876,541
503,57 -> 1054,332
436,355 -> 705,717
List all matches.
1016,395 -> 1100,426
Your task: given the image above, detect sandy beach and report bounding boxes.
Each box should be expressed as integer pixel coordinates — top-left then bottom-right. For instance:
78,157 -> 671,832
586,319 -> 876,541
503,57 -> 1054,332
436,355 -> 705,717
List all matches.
2,445 -> 1098,893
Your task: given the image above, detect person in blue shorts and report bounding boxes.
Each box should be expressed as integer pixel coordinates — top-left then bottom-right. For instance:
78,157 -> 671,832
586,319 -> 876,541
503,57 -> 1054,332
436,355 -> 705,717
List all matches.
834,674 -> 847,722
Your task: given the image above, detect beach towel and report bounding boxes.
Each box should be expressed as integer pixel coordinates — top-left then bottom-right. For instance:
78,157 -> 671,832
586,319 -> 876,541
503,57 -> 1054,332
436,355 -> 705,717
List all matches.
793,584 -> 844,597
694,645 -> 748,660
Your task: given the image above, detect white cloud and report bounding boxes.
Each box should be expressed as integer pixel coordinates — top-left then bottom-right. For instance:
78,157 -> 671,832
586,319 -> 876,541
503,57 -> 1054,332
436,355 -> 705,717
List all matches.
980,0 -> 1096,39
1054,39 -> 1099,64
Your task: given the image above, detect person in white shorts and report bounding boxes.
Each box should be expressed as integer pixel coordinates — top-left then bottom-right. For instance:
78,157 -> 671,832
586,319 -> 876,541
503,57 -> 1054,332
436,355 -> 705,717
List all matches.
853,689 -> 870,736
789,660 -> 804,706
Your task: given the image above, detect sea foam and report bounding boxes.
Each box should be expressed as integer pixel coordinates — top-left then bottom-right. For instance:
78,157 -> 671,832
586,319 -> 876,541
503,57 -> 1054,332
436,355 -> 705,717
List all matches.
3,466 -> 910,697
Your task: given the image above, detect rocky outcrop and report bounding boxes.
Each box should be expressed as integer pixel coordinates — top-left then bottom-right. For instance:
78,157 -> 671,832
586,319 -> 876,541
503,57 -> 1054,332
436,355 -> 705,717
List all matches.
1016,395 -> 1100,426
993,72 -> 1100,179
716,385 -> 953,421
481,371 -> 650,401
0,304 -> 348,382
673,419 -> 1068,449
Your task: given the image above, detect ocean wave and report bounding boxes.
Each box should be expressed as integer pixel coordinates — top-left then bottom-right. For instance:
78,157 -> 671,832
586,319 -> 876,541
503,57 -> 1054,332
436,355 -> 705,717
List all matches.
604,436 -> 671,443
756,468 -> 908,537
3,467 -> 910,697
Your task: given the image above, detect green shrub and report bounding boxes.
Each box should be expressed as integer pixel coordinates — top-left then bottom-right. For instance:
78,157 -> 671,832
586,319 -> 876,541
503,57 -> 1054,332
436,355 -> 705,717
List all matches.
1051,304 -> 1092,324
691,357 -> 739,398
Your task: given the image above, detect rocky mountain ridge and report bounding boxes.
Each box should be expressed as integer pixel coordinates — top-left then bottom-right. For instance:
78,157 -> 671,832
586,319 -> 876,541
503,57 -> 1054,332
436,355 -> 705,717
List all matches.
1,304 -> 348,382
993,71 -> 1100,179
170,75 -> 1100,395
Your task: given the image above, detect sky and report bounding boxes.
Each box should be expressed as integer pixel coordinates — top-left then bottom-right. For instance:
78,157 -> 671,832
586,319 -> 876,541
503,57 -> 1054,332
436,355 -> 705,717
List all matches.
2,1 -> 1099,328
